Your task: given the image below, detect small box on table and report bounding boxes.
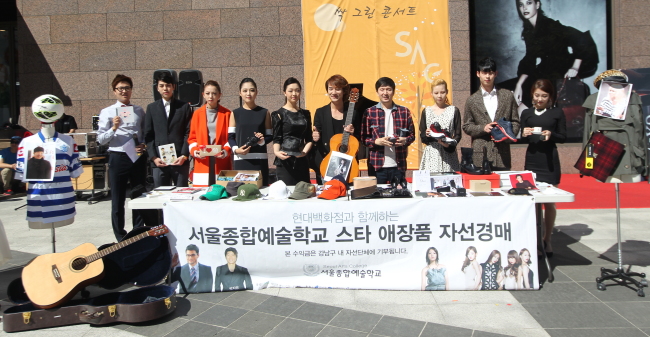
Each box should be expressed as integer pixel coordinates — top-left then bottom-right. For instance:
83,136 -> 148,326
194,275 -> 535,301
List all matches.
216,170 -> 263,189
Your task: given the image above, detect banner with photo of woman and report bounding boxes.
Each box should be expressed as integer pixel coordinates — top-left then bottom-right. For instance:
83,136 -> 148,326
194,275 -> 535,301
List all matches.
164,196 -> 539,292
471,0 -> 610,141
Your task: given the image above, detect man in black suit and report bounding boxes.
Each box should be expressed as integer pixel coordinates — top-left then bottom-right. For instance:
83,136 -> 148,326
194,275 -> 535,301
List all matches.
144,73 -> 193,187
215,247 -> 253,292
178,244 -> 213,293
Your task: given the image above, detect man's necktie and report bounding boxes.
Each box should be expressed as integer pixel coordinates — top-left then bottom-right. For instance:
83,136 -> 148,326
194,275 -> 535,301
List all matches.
190,267 -> 197,289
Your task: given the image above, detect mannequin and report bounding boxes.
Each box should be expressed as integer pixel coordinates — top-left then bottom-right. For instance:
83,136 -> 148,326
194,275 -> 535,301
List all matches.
16,95 -> 83,234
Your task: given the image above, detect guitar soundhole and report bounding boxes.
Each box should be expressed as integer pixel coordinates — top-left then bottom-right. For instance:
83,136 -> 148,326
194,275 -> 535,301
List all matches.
339,145 -> 348,153
71,257 -> 88,271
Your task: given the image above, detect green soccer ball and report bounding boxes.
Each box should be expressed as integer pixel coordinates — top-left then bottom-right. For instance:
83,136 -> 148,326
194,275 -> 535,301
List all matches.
31,94 -> 64,123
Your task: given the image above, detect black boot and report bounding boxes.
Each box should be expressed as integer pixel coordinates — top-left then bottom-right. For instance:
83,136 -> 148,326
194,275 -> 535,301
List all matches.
460,147 -> 482,175
481,147 -> 492,175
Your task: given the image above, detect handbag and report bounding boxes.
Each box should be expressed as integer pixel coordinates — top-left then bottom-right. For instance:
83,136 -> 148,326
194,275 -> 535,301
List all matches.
574,131 -> 625,182
556,78 -> 590,107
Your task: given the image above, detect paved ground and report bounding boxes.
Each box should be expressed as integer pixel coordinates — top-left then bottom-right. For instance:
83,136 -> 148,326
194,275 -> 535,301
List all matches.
1,192 -> 649,337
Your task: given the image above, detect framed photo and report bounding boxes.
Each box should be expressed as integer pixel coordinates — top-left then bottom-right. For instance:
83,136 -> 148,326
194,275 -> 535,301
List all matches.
470,0 -> 610,142
24,143 -> 56,181
509,172 -> 537,190
324,151 -> 353,182
158,143 -> 177,165
594,81 -> 632,120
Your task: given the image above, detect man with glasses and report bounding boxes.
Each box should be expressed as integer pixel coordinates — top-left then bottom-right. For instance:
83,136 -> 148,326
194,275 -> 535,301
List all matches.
175,244 -> 213,293
97,74 -> 149,241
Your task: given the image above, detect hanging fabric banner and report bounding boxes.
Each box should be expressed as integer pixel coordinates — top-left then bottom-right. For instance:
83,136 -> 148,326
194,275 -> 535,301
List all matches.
302,0 -> 452,168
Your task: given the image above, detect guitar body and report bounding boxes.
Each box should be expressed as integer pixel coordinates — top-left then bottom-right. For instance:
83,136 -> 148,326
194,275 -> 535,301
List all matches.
320,133 -> 360,183
22,242 -> 105,309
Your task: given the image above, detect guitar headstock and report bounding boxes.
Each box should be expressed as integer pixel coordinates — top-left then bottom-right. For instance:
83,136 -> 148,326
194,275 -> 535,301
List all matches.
148,225 -> 169,237
349,88 -> 360,103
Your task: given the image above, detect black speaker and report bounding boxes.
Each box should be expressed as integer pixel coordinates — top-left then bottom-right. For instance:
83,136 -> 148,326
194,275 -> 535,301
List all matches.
178,70 -> 203,107
152,69 -> 178,101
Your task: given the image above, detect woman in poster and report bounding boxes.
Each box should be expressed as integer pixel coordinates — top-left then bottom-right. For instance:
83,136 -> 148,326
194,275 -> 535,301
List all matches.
461,246 -> 481,290
510,0 -> 597,110
520,248 -> 533,289
520,79 -> 566,256
480,250 -> 504,290
271,77 -> 313,185
503,250 -> 524,290
421,247 -> 448,291
229,78 -> 272,186
419,79 -> 461,172
188,80 -> 232,187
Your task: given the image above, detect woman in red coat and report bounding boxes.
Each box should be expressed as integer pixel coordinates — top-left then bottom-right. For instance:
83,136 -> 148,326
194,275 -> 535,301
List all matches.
188,80 -> 232,186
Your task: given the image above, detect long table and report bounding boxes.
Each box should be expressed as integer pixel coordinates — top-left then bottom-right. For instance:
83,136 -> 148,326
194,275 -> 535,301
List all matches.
128,186 -> 573,291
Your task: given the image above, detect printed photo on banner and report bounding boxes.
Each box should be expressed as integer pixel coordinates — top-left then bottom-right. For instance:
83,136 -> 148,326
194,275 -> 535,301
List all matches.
116,105 -> 135,124
509,172 -> 537,190
471,0 -> 609,142
594,81 -> 632,120
158,143 -> 177,165
24,143 -> 56,181
324,151 -> 352,181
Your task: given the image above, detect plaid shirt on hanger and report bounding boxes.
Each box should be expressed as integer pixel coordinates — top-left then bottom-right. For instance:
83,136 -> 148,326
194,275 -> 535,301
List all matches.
361,102 -> 415,172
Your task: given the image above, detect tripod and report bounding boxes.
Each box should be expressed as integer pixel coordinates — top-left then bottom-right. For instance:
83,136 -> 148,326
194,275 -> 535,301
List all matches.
596,183 -> 648,296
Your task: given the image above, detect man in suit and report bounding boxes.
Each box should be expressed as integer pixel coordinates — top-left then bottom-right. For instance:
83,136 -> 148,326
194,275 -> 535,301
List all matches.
462,57 -> 520,170
215,247 -> 253,292
178,244 -> 213,293
144,73 -> 193,187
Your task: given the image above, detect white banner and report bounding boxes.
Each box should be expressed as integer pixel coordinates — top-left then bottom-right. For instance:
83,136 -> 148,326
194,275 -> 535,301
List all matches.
164,197 -> 539,292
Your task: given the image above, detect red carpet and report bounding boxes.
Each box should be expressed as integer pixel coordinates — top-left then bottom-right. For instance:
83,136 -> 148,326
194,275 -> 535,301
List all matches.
554,174 -> 650,209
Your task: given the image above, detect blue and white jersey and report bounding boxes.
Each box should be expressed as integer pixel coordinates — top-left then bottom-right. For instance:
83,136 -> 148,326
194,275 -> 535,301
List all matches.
16,132 -> 83,224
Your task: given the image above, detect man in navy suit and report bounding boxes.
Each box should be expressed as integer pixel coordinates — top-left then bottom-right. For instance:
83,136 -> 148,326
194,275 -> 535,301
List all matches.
144,73 -> 193,187
178,244 -> 213,293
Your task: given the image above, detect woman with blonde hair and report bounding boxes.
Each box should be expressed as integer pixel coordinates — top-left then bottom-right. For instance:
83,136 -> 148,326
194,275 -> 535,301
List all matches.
419,78 -> 461,172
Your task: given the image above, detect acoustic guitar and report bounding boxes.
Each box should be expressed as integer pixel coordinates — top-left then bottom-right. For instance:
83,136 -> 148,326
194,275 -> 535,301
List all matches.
21,225 -> 169,309
320,88 -> 360,183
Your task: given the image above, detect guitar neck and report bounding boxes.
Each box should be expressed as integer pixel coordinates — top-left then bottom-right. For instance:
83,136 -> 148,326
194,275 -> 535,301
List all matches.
86,231 -> 151,263
341,102 -> 356,146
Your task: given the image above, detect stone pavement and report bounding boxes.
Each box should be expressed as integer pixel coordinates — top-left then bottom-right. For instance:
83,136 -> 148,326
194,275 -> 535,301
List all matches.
0,193 -> 649,337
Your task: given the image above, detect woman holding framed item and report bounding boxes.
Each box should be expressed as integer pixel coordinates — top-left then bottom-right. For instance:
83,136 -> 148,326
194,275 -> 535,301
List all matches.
229,78 -> 272,186
520,79 -> 566,256
480,250 -> 504,290
271,77 -> 313,185
421,247 -> 448,291
509,0 -> 598,110
461,246 -> 481,290
188,80 -> 232,187
419,79 -> 461,172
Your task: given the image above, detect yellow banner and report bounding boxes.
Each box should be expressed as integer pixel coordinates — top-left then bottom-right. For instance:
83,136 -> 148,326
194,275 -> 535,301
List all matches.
302,0 -> 452,169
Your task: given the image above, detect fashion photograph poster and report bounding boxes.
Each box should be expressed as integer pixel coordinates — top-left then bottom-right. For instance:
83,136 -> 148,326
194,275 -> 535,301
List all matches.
471,0 -> 610,141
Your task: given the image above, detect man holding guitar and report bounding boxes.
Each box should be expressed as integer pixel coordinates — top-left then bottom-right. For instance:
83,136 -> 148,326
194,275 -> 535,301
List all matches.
312,75 -> 362,184
361,77 -> 415,184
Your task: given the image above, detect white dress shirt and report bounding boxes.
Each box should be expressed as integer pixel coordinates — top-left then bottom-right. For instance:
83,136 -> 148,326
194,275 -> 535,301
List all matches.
97,101 -> 146,152
163,99 -> 171,118
481,87 -> 498,122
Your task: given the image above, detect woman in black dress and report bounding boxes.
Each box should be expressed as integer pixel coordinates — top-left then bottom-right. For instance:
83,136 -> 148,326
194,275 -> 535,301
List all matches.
229,78 -> 272,186
510,0 -> 597,112
271,77 -> 313,185
520,79 -> 566,256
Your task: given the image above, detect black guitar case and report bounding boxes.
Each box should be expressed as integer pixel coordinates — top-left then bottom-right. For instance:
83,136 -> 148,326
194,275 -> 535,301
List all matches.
3,226 -> 176,332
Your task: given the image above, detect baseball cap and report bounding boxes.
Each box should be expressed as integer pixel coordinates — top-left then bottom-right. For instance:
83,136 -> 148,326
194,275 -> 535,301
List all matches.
330,174 -> 349,190
232,184 -> 262,201
10,136 -> 22,144
317,180 -> 347,200
226,181 -> 245,196
263,180 -> 290,200
289,181 -> 316,200
200,184 -> 229,201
